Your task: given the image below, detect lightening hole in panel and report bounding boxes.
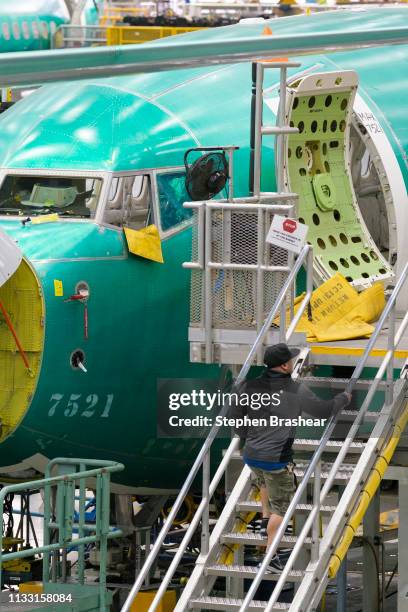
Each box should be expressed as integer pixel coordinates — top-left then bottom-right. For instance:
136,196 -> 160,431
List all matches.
329,235 -> 337,246
312,213 -> 320,225
339,233 -> 348,244
340,258 -> 349,268
329,260 -> 338,271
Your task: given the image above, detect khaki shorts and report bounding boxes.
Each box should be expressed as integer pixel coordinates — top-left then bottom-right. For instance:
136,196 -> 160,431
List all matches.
250,465 -> 296,517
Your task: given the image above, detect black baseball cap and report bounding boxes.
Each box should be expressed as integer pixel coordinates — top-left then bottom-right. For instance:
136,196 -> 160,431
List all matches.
264,343 -> 300,368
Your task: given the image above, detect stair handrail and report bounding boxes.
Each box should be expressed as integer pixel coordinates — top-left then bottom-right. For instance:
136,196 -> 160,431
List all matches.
121,243 -> 313,612
240,261 -> 408,612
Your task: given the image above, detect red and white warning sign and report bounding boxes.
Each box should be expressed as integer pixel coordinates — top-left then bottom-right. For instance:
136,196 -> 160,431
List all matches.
266,215 -> 309,254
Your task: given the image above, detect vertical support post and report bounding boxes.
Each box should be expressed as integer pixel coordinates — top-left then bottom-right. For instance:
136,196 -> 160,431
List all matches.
336,556 -> 348,612
256,205 -> 265,364
99,471 -> 110,611
363,488 -> 380,612
43,480 -> 51,583
25,493 -> 30,548
78,462 -> 86,584
311,460 -> 321,563
144,529 -> 151,588
201,449 -> 210,556
227,148 -> 234,202
276,66 -> 287,194
204,203 -> 212,363
386,306 -> 396,406
252,63 -> 264,198
398,475 -> 408,612
228,545 -> 244,599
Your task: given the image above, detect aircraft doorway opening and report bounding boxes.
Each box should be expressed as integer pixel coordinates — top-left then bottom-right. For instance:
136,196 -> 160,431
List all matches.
350,115 -> 397,267
0,259 -> 44,443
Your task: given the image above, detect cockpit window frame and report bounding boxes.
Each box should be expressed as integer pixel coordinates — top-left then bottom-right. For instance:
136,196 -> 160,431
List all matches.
0,168 -> 109,223
100,170 -> 156,231
151,166 -> 194,239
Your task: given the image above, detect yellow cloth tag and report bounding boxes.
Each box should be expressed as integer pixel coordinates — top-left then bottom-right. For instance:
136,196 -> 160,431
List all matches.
124,225 -> 164,264
54,280 -> 63,297
276,273 -> 385,342
31,213 -> 59,225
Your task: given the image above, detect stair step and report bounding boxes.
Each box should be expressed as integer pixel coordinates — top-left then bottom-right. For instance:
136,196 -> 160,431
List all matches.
340,409 -> 377,423
205,563 -> 304,582
236,500 -> 336,515
293,439 -> 365,453
296,503 -> 337,514
221,532 -> 312,548
189,596 -> 290,610
294,462 -> 355,483
300,376 -> 386,390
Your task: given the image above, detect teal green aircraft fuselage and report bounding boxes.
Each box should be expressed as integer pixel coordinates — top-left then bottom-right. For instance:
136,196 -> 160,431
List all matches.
0,9 -> 407,491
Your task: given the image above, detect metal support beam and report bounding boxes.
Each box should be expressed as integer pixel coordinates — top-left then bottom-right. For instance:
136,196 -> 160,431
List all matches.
363,489 -> 380,612
336,556 -> 347,612
399,477 -> 408,612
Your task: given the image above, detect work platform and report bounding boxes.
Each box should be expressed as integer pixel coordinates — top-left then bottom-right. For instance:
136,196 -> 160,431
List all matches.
309,316 -> 408,367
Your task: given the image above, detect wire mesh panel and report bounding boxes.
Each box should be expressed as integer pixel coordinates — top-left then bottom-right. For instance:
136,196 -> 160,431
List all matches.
188,202 -> 291,332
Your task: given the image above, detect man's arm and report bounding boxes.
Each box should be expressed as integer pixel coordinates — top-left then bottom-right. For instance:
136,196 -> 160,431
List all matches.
297,383 -> 350,418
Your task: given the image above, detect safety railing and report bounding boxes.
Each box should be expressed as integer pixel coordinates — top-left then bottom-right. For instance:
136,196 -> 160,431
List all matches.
52,25 -> 108,48
240,260 -> 408,612
0,458 -> 124,609
184,193 -> 302,365
121,243 -> 313,612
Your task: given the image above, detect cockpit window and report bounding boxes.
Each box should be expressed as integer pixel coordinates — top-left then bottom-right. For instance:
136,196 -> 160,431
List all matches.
0,175 -> 102,218
156,171 -> 193,232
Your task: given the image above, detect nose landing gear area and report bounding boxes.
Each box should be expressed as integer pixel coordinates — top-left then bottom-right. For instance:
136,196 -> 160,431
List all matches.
0,241 -> 44,443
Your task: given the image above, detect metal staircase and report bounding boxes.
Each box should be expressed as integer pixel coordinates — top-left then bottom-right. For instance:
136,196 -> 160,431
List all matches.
174,265 -> 408,612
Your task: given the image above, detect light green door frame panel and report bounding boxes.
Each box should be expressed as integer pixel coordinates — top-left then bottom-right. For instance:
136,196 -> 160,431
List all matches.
284,70 -> 394,289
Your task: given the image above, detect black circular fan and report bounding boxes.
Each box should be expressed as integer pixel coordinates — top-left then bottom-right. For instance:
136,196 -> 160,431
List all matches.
185,151 -> 229,200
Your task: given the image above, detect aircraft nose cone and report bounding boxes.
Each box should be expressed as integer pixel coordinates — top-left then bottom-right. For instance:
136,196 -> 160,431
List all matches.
0,227 -> 22,288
